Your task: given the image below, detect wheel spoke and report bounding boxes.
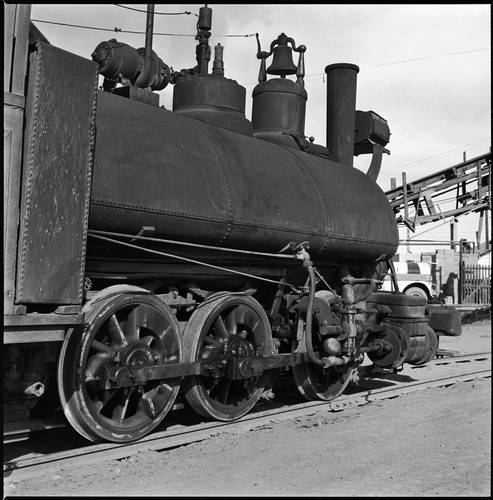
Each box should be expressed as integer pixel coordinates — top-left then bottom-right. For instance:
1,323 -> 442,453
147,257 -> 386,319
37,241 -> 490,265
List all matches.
242,307 -> 257,329
125,305 -> 145,342
235,304 -> 248,325
214,379 -> 232,405
107,314 -> 128,347
129,303 -> 171,339
204,335 -> 222,348
85,353 -> 110,382
207,378 -> 220,394
140,335 -> 155,347
160,324 -> 174,343
143,306 -> 173,337
213,315 -> 230,340
226,309 -> 238,335
96,389 -> 120,412
92,339 -> 115,355
115,392 -> 131,424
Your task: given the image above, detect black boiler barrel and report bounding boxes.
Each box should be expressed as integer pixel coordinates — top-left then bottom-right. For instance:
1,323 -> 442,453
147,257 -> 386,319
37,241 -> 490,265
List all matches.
89,91 -> 398,264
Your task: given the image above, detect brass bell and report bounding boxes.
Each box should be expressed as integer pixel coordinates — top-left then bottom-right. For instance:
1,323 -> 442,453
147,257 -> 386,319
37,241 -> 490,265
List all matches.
266,34 -> 298,76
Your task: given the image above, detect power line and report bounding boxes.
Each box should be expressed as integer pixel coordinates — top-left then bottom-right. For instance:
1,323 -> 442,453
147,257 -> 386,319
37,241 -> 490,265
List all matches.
298,48 -> 491,81
32,19 -> 125,34
30,16 -> 489,56
242,47 -> 491,86
113,4 -> 198,16
382,139 -> 491,174
363,48 -> 490,68
31,19 -> 255,37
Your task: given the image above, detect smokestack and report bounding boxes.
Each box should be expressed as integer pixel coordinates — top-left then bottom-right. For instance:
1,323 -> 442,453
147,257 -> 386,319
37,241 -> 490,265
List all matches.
325,63 -> 359,167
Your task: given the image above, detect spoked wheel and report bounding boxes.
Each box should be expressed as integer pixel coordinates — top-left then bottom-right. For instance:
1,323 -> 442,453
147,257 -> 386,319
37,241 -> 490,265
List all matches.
182,294 -> 273,421
292,318 -> 357,401
57,286 -> 182,443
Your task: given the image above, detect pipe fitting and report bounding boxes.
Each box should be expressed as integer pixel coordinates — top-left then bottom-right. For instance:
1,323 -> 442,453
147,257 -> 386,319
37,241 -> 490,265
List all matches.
321,355 -> 351,368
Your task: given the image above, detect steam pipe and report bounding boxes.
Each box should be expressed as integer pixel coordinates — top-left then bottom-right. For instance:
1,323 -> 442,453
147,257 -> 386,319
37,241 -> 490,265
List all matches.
135,4 -> 154,88
304,264 -> 327,366
196,5 -> 212,75
325,63 -> 359,167
295,248 -> 327,367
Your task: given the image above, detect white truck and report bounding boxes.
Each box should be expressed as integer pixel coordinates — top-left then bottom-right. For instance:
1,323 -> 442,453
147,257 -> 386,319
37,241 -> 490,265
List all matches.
381,261 -> 436,300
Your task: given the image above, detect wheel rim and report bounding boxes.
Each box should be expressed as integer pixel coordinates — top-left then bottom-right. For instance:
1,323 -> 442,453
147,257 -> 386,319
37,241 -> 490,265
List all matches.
58,288 -> 181,443
404,287 -> 428,300
292,358 -> 357,401
182,295 -> 273,421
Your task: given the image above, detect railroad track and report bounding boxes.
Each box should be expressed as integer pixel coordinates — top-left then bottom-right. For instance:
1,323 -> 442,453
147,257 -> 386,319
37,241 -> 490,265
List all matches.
4,352 -> 491,483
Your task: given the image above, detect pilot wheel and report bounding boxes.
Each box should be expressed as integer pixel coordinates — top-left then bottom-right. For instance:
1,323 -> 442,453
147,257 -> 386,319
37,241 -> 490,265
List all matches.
292,316 -> 358,401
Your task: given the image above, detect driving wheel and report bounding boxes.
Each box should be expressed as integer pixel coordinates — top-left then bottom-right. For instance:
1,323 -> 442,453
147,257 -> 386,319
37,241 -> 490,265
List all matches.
182,294 -> 273,421
57,285 -> 182,443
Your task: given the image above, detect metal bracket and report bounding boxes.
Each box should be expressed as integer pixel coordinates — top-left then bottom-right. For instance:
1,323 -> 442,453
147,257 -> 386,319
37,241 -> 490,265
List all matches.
366,142 -> 390,182
130,226 -> 155,242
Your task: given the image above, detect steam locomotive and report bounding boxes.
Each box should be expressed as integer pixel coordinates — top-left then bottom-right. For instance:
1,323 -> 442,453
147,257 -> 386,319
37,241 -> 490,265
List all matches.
4,4 -> 459,444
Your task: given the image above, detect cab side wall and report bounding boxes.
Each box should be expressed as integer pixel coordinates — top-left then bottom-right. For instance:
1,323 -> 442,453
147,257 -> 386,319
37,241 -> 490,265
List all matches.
15,42 -> 98,305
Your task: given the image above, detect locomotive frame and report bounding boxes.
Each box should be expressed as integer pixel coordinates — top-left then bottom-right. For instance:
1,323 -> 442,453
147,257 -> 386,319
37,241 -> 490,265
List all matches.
4,4 -> 459,444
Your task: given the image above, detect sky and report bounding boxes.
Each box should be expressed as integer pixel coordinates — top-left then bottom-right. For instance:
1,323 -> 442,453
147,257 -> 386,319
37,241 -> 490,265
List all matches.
29,3 -> 491,259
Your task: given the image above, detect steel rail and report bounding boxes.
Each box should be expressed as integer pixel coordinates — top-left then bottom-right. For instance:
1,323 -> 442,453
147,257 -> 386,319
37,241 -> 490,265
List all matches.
4,353 -> 491,482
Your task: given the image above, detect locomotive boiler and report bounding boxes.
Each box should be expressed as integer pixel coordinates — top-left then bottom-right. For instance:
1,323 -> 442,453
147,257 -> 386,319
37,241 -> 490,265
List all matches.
4,4 -> 456,444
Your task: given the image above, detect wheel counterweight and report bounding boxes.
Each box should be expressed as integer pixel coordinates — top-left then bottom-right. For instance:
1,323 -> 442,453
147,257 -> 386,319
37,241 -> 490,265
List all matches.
57,286 -> 182,443
182,294 -> 274,421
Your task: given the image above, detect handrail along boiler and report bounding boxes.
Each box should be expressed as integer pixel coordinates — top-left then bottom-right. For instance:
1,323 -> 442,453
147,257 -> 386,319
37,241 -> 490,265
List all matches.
4,4 -> 460,443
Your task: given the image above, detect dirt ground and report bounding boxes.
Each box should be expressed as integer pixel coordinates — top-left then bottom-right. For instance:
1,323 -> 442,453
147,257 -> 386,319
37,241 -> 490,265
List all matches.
4,318 -> 491,497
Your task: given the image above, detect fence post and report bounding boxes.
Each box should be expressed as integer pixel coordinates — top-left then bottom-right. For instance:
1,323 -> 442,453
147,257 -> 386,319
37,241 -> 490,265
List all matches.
458,239 -> 464,304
